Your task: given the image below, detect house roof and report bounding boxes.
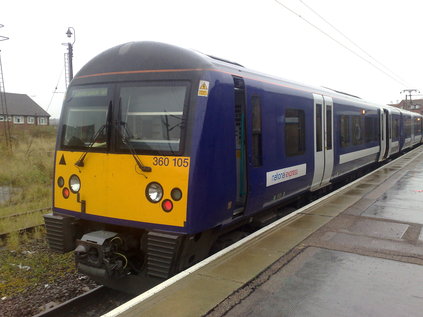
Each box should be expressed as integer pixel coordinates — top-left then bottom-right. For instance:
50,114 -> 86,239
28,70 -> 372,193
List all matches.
0,92 -> 50,117
389,99 -> 423,115
400,99 -> 422,107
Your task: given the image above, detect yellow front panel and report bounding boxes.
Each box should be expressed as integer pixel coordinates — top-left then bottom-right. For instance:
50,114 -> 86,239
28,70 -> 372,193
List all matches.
54,151 -> 190,227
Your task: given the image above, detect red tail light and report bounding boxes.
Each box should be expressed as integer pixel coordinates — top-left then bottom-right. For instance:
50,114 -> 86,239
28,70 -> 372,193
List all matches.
162,199 -> 173,212
62,187 -> 70,199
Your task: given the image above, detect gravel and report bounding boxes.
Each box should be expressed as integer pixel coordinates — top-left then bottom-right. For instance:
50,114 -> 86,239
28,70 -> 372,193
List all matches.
0,238 -> 99,317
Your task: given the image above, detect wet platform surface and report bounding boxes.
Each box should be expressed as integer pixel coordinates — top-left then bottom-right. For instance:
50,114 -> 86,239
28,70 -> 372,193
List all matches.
104,146 -> 423,317
224,248 -> 423,317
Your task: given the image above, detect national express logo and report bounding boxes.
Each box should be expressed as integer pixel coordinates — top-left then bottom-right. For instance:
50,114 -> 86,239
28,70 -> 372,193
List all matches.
266,164 -> 307,187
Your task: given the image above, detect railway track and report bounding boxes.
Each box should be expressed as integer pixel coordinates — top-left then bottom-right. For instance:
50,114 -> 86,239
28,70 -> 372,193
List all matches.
33,286 -> 134,317
0,207 -> 51,221
0,224 -> 45,241
0,207 -> 50,241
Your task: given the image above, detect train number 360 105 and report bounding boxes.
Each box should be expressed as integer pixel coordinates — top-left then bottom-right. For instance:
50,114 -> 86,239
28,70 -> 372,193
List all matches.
152,157 -> 189,167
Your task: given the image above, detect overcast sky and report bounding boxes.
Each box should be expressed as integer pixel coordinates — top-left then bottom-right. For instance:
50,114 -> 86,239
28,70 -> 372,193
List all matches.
1,0 -> 422,118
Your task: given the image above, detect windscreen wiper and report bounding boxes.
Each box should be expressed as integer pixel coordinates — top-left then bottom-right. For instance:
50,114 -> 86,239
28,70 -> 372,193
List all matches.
118,122 -> 152,173
75,101 -> 112,167
74,124 -> 107,167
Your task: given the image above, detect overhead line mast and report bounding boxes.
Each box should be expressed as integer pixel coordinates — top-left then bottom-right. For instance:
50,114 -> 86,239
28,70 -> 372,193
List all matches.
0,24 -> 11,151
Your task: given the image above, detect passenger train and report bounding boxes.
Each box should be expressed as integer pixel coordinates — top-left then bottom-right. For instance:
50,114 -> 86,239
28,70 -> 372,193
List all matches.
44,41 -> 423,292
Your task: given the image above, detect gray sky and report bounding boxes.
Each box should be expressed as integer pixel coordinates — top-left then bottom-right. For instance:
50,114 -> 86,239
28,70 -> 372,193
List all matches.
1,0 -> 422,118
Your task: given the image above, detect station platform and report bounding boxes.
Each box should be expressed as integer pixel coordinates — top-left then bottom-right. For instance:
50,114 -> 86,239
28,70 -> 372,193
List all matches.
104,146 -> 423,317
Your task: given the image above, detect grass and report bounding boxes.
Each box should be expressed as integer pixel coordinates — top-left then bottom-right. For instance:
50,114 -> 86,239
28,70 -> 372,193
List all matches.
0,127 -> 81,300
0,126 -> 56,221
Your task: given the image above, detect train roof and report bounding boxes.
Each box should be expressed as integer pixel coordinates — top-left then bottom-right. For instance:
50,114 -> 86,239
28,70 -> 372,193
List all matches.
75,41 -> 214,78
75,41 -> 402,111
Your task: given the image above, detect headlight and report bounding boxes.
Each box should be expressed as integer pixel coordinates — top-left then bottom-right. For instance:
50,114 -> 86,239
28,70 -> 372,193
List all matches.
146,182 -> 163,203
69,174 -> 81,193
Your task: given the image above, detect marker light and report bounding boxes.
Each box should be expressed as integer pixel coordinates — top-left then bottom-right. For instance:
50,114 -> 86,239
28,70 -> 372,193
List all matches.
162,199 -> 173,212
171,188 -> 182,201
69,174 -> 81,193
62,187 -> 70,199
146,182 -> 163,203
57,176 -> 64,188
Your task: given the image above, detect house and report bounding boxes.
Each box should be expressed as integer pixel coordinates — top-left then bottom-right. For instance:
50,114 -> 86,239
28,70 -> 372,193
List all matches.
389,99 -> 423,116
0,92 -> 50,126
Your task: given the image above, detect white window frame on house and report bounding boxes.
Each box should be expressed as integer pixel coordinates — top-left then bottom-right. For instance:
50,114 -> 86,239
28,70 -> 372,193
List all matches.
13,116 -> 25,124
38,117 -> 48,125
27,116 -> 35,124
0,115 -> 4,122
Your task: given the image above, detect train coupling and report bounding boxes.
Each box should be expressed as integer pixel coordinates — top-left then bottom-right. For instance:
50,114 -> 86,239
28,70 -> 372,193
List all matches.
75,230 -> 129,279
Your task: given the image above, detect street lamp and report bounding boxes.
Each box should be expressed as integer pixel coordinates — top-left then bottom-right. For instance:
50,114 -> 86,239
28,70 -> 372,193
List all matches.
65,27 -> 75,81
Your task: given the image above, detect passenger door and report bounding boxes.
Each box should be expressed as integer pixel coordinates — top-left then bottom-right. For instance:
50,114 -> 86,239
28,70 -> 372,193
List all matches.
378,108 -> 387,161
311,94 -> 334,190
383,109 -> 390,159
232,76 -> 247,216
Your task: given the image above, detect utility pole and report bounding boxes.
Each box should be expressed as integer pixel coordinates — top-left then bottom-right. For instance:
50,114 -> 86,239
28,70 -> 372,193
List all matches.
401,89 -> 420,110
0,24 -> 11,151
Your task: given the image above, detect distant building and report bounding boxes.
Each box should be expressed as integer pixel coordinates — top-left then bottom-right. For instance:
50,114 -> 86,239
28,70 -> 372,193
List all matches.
0,92 -> 50,126
389,99 -> 423,116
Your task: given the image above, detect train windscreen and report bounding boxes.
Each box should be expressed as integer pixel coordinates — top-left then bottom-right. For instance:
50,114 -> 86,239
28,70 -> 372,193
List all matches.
60,86 -> 110,150
118,82 -> 188,153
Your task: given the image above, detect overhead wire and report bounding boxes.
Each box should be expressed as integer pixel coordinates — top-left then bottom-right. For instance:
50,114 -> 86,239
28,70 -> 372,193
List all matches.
46,65 -> 65,112
273,0 -> 409,88
298,0 -> 410,87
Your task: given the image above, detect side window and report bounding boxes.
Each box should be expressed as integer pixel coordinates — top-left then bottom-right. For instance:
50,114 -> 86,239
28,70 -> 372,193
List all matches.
414,117 -> 421,136
365,116 -> 378,143
365,117 -> 371,143
374,117 -> 379,141
352,116 -> 364,145
340,115 -> 350,148
285,109 -> 305,156
251,96 -> 262,167
405,117 -> 411,138
326,105 -> 332,150
392,118 -> 399,139
315,103 -> 322,152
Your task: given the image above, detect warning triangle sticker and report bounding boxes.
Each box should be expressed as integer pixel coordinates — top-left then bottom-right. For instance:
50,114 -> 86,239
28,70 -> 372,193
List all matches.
198,80 -> 209,97
59,154 -> 66,165
200,83 -> 208,90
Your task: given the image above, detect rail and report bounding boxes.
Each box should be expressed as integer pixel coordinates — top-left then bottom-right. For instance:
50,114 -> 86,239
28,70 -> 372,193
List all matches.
0,224 -> 45,241
0,207 -> 51,221
33,286 -> 134,317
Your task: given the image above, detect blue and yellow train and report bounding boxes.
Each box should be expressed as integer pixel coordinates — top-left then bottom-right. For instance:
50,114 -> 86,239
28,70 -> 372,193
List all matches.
44,41 -> 422,291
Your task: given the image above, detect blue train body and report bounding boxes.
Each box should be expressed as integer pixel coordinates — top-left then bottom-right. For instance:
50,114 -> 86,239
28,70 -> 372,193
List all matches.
44,42 -> 422,292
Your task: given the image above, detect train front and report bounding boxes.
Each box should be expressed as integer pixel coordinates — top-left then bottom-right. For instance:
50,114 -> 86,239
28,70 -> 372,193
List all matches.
43,42 -> 211,290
